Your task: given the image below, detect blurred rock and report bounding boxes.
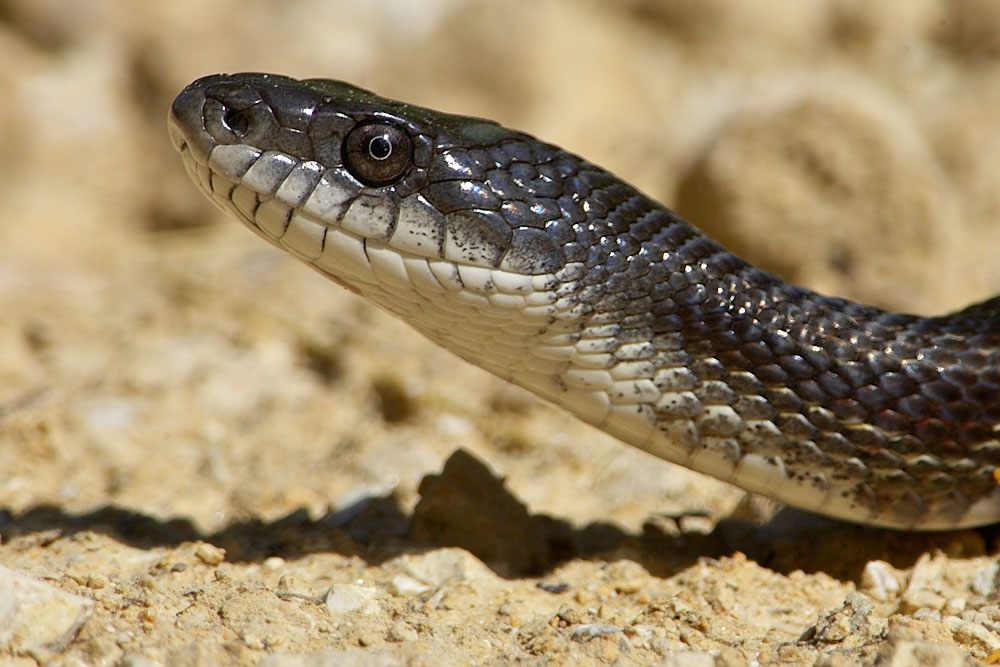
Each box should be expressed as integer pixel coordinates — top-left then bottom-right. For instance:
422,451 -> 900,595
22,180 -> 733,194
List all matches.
876,639 -> 977,667
676,95 -> 957,313
0,565 -> 93,653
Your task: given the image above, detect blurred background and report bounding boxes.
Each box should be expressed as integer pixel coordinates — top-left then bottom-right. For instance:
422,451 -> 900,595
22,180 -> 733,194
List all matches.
2,1 -> 1000,660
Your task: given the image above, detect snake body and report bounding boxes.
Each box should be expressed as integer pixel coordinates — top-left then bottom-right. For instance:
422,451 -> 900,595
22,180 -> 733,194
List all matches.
169,73 -> 1000,529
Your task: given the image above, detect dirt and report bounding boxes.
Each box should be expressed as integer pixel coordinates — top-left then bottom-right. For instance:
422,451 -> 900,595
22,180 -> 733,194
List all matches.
2,2 -> 1000,665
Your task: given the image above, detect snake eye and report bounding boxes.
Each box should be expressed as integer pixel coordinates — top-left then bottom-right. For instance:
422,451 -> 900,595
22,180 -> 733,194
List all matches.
343,121 -> 412,186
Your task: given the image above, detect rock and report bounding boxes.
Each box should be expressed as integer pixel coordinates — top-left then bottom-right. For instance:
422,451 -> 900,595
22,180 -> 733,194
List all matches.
259,649 -> 403,667
971,561 -> 999,597
658,651 -> 717,667
860,560 -> 901,602
388,547 -> 497,589
900,553 -> 948,614
0,565 -> 94,653
674,94 -> 958,314
386,621 -> 418,643
944,615 -> 1000,656
876,640 -> 977,667
386,574 -> 429,597
193,542 -> 226,565
323,584 -> 378,614
569,624 -> 622,642
800,592 -> 884,649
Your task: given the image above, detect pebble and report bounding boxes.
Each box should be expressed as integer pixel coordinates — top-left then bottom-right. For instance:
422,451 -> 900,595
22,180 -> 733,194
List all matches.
119,656 -> 163,667
860,560 -> 900,602
906,553 -> 943,591
943,598 -> 967,615
945,615 -> 1000,654
389,547 -> 495,588
386,621 -> 418,643
259,649 -> 403,666
971,561 -> 999,597
569,623 -> 622,642
899,589 -> 946,615
657,651 -> 717,667
878,639 -> 975,666
323,584 -> 378,614
0,565 -> 94,653
194,543 -> 226,566
899,553 -> 947,614
263,557 -> 286,572
387,574 -> 429,597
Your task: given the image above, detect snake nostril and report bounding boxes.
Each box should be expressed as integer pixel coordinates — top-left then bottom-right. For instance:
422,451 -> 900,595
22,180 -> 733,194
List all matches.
222,108 -> 250,136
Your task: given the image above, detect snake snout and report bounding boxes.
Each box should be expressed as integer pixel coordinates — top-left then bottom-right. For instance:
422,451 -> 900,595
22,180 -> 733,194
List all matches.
168,75 -> 271,162
171,74 -> 326,170
168,83 -> 213,161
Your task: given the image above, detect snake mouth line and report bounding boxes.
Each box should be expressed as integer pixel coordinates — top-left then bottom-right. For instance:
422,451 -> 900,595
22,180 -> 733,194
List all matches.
172,133 -> 567,305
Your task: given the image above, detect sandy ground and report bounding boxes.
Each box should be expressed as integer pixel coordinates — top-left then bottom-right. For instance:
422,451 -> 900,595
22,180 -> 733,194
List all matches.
2,1 -> 1000,665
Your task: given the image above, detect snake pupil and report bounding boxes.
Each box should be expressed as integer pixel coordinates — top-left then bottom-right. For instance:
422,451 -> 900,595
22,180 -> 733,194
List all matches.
368,136 -> 392,160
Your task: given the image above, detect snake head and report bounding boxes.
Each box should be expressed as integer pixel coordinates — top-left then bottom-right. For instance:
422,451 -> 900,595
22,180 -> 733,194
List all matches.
169,73 -> 601,388
169,73 -> 571,276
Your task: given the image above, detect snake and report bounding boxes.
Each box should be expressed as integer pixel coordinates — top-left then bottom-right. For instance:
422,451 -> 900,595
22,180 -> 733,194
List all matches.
169,73 -> 1000,530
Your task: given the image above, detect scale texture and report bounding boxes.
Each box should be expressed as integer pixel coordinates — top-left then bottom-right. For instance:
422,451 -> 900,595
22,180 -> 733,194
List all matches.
169,73 -> 1000,529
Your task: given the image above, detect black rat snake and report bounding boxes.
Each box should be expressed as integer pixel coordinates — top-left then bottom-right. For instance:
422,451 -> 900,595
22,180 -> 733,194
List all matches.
169,73 -> 1000,529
